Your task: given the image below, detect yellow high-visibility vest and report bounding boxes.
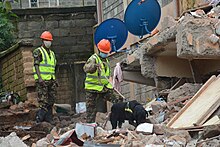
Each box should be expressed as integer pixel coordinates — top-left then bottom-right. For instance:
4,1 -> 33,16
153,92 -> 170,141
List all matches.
85,53 -> 113,91
33,47 -> 56,80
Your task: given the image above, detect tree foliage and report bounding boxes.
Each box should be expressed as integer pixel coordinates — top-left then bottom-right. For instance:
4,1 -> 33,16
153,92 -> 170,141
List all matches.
0,0 -> 18,51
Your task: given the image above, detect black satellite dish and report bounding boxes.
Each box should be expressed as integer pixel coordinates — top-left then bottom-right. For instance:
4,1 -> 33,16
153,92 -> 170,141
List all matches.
94,18 -> 128,53
124,0 -> 161,38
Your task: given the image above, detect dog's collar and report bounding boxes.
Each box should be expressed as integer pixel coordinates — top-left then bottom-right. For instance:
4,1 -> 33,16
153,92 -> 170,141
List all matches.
125,102 -> 133,113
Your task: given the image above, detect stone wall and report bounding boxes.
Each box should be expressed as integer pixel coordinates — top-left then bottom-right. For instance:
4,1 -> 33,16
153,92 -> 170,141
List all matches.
13,7 -> 96,106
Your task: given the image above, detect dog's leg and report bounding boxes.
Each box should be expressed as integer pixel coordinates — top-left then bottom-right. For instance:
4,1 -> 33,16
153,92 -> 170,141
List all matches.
118,121 -> 123,128
111,119 -> 117,129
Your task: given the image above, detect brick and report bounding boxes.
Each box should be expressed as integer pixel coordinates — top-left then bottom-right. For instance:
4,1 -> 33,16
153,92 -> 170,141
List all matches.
148,36 -> 159,46
186,33 -> 193,46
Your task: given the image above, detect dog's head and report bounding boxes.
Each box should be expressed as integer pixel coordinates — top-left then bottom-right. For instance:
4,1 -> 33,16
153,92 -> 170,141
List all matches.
134,105 -> 147,125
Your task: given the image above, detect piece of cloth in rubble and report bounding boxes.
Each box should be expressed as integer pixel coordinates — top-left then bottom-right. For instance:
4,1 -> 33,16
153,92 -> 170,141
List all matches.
113,62 -> 123,92
54,129 -> 83,146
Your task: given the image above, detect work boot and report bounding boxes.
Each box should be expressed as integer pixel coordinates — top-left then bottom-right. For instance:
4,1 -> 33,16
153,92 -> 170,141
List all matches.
36,108 -> 47,123
44,106 -> 54,124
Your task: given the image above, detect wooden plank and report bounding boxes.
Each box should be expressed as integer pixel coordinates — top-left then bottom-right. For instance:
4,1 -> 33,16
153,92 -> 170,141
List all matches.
203,115 -> 220,126
167,96 -> 191,106
167,75 -> 218,128
197,98 -> 220,125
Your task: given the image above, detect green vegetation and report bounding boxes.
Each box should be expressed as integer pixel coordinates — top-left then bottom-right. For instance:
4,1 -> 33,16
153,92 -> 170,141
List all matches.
0,0 -> 18,51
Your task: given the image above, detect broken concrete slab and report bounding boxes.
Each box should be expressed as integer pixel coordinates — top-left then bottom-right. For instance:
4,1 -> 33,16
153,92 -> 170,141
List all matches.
153,124 -> 165,135
167,83 -> 202,102
151,101 -> 167,114
164,128 -> 191,142
200,124 -> 220,140
177,15 -> 220,59
0,132 -> 28,147
161,16 -> 177,31
136,123 -> 153,134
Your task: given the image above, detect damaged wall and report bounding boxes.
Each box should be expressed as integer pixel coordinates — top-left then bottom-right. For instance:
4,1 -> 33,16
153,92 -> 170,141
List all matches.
177,15 -> 220,59
13,7 -> 96,106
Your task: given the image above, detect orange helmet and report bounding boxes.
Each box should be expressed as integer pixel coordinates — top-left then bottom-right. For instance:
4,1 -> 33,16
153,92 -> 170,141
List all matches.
40,31 -> 53,41
97,39 -> 111,53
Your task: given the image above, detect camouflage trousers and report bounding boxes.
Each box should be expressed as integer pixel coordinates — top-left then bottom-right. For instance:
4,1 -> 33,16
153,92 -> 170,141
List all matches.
36,79 -> 57,110
86,89 -> 121,123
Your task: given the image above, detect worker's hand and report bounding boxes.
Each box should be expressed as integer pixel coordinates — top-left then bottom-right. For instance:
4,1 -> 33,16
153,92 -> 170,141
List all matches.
95,64 -> 102,72
95,64 -> 101,69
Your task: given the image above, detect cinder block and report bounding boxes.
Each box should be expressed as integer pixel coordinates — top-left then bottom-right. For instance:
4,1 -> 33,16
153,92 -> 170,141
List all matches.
23,62 -> 34,69
24,78 -> 35,87
23,67 -> 34,75
46,21 -> 58,29
59,20 -> 73,28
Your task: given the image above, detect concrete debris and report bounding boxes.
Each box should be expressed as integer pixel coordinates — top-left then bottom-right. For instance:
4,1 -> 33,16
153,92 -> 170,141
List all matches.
136,123 -> 153,134
0,132 -> 28,147
161,16 -> 177,31
164,128 -> 192,142
167,83 -> 202,102
177,12 -> 220,59
153,124 -> 165,135
199,124 -> 220,140
190,9 -> 206,18
215,20 -> 220,35
151,101 -> 167,114
208,34 -> 219,44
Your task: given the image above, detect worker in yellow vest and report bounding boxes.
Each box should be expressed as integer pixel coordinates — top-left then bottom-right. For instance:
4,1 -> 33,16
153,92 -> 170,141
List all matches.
33,31 -> 57,123
84,39 -> 121,123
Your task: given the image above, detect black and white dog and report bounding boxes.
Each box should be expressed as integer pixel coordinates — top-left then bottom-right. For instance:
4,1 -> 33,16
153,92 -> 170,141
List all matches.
110,100 -> 147,129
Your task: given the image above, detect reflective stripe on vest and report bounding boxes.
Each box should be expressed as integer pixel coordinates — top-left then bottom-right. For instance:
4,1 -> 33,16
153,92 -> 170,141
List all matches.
33,47 -> 56,80
85,53 -> 113,91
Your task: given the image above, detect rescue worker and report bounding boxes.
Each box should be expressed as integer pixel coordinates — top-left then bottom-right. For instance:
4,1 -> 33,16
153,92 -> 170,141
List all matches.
33,31 -> 57,123
83,39 -> 121,123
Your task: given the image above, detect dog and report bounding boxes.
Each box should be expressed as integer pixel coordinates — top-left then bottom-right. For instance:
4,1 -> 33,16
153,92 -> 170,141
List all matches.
110,100 -> 147,129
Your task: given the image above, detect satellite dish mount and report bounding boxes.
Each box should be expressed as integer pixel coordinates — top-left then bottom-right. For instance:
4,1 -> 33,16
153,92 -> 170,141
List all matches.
107,35 -> 117,53
140,18 -> 151,38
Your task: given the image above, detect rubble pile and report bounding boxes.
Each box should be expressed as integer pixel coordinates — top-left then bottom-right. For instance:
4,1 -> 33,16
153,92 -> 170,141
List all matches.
1,77 -> 220,146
